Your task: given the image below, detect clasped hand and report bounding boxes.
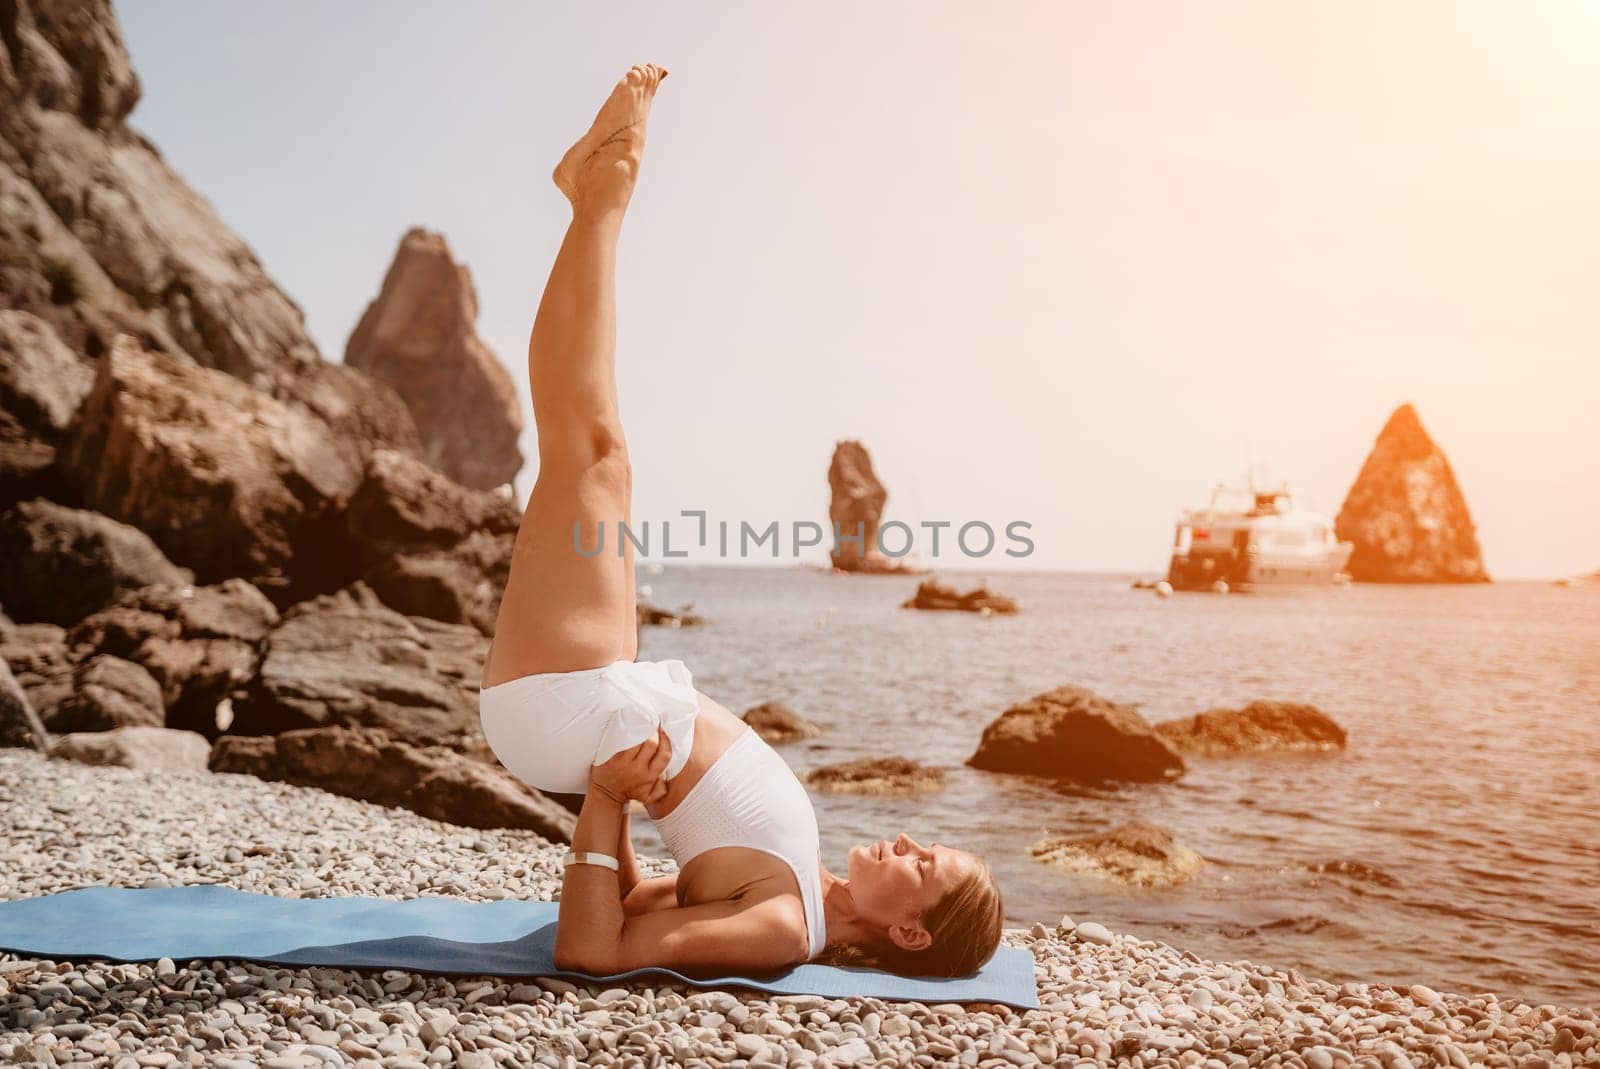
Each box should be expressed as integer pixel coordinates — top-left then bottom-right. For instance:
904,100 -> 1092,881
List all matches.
590,727 -> 671,806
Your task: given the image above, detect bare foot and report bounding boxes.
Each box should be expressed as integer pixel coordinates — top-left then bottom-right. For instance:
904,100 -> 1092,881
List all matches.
553,63 -> 669,216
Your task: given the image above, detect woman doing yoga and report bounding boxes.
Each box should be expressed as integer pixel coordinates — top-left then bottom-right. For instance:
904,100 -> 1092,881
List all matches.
478,65 -> 1003,979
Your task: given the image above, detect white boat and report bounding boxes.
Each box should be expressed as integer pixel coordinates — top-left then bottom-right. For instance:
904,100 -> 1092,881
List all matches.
1166,483 -> 1352,591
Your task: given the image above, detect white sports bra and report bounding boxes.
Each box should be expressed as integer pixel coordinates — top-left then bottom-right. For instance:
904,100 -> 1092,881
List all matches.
651,726 -> 828,960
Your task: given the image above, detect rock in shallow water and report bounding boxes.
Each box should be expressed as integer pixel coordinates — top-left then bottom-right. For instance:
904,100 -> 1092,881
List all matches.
1030,821 -> 1205,888
968,684 -> 1185,784
804,755 -> 946,794
1155,700 -> 1347,757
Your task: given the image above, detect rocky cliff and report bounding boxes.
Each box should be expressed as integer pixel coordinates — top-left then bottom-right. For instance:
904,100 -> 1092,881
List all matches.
345,228 -> 524,491
0,0 -> 550,833
0,0 -> 415,456
1336,404 -> 1489,583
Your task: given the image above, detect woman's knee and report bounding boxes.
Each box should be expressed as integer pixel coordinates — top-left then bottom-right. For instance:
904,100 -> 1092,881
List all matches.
539,419 -> 631,479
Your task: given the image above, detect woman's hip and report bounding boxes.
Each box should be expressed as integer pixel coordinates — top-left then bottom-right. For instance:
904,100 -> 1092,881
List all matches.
478,658 -> 700,795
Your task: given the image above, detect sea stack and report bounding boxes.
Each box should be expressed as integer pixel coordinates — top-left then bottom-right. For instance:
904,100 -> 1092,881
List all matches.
827,440 -> 914,573
346,228 -> 525,492
1335,404 -> 1488,583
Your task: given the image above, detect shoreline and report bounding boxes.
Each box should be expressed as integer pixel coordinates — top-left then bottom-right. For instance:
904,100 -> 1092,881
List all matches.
2,750 -> 1591,1068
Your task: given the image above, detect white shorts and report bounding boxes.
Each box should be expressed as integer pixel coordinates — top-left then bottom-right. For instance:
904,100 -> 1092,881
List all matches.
477,658 -> 700,796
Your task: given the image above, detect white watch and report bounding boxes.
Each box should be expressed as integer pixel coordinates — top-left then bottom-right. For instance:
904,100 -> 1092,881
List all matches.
562,850 -> 620,871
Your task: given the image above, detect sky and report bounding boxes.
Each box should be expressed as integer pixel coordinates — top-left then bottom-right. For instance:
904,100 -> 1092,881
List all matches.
116,2 -> 1599,577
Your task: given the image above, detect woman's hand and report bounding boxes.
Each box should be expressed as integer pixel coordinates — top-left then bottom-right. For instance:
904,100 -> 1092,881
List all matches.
590,728 -> 671,806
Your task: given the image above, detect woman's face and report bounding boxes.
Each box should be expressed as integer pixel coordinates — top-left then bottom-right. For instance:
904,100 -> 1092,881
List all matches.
846,832 -> 975,949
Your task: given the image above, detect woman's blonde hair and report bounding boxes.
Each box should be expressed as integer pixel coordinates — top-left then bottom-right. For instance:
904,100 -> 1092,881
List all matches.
813,855 -> 1003,978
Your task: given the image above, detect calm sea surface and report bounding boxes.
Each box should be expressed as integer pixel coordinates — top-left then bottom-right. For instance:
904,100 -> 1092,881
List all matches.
630,565 -> 1600,1006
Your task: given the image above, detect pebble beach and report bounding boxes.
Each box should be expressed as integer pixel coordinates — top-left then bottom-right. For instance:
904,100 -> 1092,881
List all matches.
3,750 -> 1593,1069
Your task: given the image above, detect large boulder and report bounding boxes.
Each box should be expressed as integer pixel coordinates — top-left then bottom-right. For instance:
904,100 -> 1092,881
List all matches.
0,311 -> 93,506
228,583 -> 487,747
49,724 -> 210,771
58,338 -> 370,601
1155,700 -> 1347,757
210,725 -> 575,843
0,620 -> 74,724
967,685 -> 1186,785
345,228 -> 524,491
1029,822 -> 1205,888
0,498 -> 192,624
66,579 -> 279,737
42,653 -> 164,733
0,657 -> 51,751
1335,405 -> 1489,583
344,449 -> 518,634
827,440 -> 917,574
742,700 -> 823,745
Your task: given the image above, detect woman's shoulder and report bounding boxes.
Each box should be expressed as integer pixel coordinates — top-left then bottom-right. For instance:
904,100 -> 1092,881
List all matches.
684,854 -> 811,961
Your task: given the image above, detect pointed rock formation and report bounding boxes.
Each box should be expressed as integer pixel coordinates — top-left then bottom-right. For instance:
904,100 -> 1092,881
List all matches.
1336,405 -> 1488,583
827,440 -> 918,574
345,229 -> 524,491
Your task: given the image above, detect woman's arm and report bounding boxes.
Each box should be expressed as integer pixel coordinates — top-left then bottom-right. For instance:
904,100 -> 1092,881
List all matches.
617,805 -> 642,899
553,789 -> 630,970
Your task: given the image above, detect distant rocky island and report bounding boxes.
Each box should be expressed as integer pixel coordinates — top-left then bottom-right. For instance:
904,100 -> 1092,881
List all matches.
826,440 -> 921,574
1336,404 -> 1489,583
902,578 -> 1018,615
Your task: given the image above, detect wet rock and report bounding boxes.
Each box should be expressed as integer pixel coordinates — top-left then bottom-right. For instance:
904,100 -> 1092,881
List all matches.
58,338 -> 367,601
210,725 -> 575,842
49,724 -> 210,770
0,499 -> 192,625
742,700 -> 822,744
43,653 -> 163,732
344,449 -> 518,634
1155,700 -> 1347,756
827,440 -> 918,574
1336,404 -> 1489,583
637,602 -> 707,627
228,583 -> 486,747
804,755 -> 946,795
66,579 -> 278,737
0,657 -> 51,751
902,578 -> 1018,614
344,229 -> 524,491
967,684 -> 1185,784
1030,822 -> 1205,888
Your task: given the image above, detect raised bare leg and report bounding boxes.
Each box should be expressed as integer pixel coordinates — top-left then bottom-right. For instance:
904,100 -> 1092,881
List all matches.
482,64 -> 666,687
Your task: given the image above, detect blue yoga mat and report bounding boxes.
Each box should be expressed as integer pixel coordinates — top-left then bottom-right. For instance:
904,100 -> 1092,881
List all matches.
0,885 -> 1039,1010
